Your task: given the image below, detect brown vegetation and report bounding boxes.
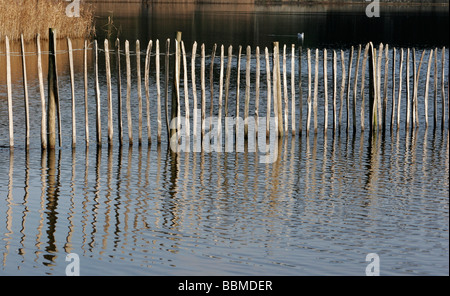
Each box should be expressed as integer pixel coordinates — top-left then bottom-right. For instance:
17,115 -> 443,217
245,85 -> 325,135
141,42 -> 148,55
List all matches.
0,0 -> 94,41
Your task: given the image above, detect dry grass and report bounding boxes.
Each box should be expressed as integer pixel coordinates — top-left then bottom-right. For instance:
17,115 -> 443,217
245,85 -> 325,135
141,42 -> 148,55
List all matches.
0,0 -> 94,41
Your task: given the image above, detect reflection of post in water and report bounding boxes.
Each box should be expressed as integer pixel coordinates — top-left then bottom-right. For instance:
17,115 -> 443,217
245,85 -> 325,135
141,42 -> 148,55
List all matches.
164,145 -> 181,231
44,149 -> 61,265
18,150 -> 30,258
64,148 -> 77,254
363,130 -> 381,204
36,149 -> 47,264
81,146 -> 90,252
88,146 -> 102,251
101,145 -> 114,251
2,150 -> 14,266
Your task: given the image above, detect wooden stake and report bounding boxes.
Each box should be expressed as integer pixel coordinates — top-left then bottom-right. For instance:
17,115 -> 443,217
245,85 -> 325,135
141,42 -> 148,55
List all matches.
390,47 -> 396,132
415,50 -> 425,128
283,44 -> 288,134
6,36 -> 14,148
441,47 -> 446,130
209,43 -> 217,133
165,39 -> 170,141
218,44 -> 224,141
21,34 -> 30,148
383,44 -> 389,132
182,41 -> 190,140
313,48 -> 319,134
125,40 -> 133,145
201,43 -> 206,140
37,34 -> 47,149
397,48 -> 404,131
424,49 -> 433,129
245,45 -> 251,139
105,39 -> 113,146
192,42 -> 198,141
339,50 -> 346,131
346,46 -> 354,132
156,40 -> 162,143
406,48 -> 410,131
145,40 -> 153,145
265,47 -> 272,139
85,40 -> 90,147
353,45 -> 361,134
434,47 -> 438,128
306,48 -> 312,135
360,44 -> 369,132
298,46 -> 303,135
137,40 -> 143,145
94,39 -> 102,147
333,50 -> 338,131
256,46 -> 261,137
377,43 -> 383,129
324,48 -> 328,134
291,44 -> 296,136
236,45 -> 242,140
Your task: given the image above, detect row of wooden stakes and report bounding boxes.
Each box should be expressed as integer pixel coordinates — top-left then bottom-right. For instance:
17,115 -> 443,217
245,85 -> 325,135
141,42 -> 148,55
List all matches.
1,30 -> 448,149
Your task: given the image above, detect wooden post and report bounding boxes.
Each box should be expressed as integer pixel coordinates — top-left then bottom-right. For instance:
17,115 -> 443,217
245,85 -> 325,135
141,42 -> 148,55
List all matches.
21,34 -> 30,148
377,43 -> 383,130
434,47 -> 438,128
137,40 -> 143,145
6,36 -> 14,148
225,45 -> 233,119
244,45 -> 251,139
424,49 -> 433,129
265,47 -> 272,139
397,48 -> 404,131
441,47 -> 446,130
145,40 -> 153,145
346,46 -> 354,132
339,50 -> 346,131
306,48 -> 312,135
236,45 -> 242,140
256,46 -> 261,137
333,50 -> 338,131
84,40 -> 90,147
105,39 -> 113,146
291,44 -> 296,136
283,44 -> 288,134
218,44 -> 224,141
313,48 -> 319,134
125,40 -> 133,145
209,43 -> 217,132
383,44 -> 389,132
324,48 -> 328,134
406,48 -> 410,131
192,42 -> 198,141
390,47 -> 396,132
68,38 -> 76,148
412,48 -> 417,129
201,43 -> 206,140
353,45 -> 361,134
274,42 -> 283,137
156,39 -> 162,143
298,45 -> 303,136
165,39 -> 170,141
37,34 -> 47,149
360,44 -> 369,132
48,30 -> 59,148
94,39 -> 102,147
170,32 -> 182,141
368,42 -> 377,134
415,50 -> 425,128
182,41 -> 190,141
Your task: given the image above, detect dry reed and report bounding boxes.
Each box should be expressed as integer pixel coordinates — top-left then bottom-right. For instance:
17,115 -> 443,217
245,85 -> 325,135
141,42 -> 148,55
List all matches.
0,0 -> 94,41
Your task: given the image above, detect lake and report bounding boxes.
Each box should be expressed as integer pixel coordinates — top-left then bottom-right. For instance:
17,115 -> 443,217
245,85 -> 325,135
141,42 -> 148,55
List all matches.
0,2 -> 448,276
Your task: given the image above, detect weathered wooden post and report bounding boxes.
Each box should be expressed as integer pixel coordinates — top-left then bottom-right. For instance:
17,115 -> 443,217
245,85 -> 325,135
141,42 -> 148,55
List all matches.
170,32 -> 182,142
37,34 -> 47,149
68,37 -> 76,148
116,39 -> 123,146
48,29 -> 59,149
21,34 -> 30,148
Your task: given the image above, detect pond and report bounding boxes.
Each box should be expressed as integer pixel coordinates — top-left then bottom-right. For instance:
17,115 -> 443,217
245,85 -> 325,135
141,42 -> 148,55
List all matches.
0,2 -> 448,276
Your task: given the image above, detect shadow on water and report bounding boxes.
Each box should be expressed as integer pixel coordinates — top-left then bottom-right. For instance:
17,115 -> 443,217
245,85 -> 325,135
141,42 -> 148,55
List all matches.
1,128 -> 448,275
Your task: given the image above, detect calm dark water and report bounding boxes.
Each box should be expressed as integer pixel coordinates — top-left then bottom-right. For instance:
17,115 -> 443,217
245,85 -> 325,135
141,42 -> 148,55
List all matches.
0,3 -> 449,276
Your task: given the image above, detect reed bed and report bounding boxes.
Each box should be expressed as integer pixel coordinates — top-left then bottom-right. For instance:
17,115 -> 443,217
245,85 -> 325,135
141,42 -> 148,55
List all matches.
0,0 -> 94,41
